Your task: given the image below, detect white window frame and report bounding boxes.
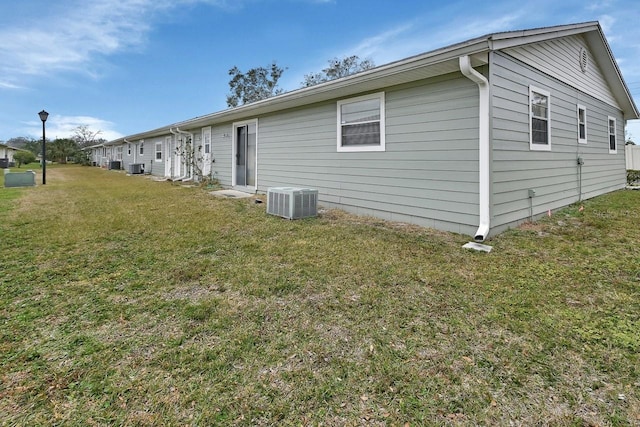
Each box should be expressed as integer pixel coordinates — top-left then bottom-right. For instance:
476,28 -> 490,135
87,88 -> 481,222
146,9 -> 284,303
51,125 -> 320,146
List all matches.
127,144 -> 131,156
608,116 -> 617,154
529,86 -> 551,151
116,146 -> 123,161
577,105 -> 587,144
155,142 -> 162,162
337,92 -> 385,152
139,141 -> 144,155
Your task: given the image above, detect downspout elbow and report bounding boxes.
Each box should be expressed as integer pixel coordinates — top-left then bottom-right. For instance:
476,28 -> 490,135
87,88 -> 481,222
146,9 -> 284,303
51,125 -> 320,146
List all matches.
459,55 -> 491,242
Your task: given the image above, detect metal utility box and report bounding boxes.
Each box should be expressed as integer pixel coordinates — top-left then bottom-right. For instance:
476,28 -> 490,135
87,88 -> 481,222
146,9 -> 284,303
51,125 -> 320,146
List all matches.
4,171 -> 36,187
267,187 -> 318,219
129,163 -> 144,174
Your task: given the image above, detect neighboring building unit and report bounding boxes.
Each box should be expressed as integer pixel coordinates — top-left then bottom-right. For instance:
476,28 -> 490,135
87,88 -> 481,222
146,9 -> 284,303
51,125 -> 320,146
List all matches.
98,21 -> 638,240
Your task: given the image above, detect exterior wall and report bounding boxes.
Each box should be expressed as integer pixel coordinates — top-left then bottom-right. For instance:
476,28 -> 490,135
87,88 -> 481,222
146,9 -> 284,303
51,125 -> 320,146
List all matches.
504,34 -> 619,109
209,124 -> 233,184
490,50 -> 626,233
215,72 -> 482,235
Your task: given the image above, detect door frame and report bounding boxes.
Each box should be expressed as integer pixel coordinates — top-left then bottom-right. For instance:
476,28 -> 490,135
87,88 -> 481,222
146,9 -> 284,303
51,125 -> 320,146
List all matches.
232,119 -> 258,192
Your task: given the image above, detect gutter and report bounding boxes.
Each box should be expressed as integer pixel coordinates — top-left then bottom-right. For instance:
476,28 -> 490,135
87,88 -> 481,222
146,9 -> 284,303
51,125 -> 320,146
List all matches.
459,55 -> 491,242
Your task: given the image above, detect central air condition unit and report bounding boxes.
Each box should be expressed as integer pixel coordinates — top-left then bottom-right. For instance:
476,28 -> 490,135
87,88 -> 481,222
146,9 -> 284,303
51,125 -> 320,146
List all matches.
129,163 -> 144,174
108,160 -> 121,170
267,187 -> 318,219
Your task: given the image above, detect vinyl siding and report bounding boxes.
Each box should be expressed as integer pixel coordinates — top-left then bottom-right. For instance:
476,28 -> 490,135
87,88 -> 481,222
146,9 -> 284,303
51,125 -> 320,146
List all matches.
490,51 -> 625,231
250,72 -> 481,235
504,34 -> 619,109
148,136 -> 169,177
210,124 -> 233,185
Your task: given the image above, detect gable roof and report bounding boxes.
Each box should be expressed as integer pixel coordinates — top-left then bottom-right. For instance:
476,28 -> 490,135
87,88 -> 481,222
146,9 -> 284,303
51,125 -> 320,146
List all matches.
109,21 -> 638,144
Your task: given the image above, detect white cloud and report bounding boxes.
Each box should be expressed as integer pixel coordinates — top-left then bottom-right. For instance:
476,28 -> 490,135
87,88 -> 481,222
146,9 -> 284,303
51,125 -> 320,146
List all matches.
0,0 -> 228,86
23,115 -> 123,141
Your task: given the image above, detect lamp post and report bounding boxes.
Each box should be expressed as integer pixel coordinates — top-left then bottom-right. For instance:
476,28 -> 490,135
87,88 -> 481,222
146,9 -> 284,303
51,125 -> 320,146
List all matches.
38,110 -> 49,185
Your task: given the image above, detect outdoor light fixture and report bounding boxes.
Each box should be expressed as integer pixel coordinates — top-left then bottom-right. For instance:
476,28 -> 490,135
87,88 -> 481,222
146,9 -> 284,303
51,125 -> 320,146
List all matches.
38,110 -> 49,185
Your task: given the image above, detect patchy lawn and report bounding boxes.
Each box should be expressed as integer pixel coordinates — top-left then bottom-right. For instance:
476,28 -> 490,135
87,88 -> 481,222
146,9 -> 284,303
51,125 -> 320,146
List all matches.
1,165 -> 638,426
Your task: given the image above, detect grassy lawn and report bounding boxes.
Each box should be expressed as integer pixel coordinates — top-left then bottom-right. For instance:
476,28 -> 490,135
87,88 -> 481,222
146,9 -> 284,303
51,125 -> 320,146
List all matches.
1,165 -> 638,426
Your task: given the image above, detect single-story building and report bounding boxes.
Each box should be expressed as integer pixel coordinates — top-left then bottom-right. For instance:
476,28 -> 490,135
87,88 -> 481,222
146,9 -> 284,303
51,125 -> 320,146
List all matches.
0,143 -> 21,167
100,21 -> 638,241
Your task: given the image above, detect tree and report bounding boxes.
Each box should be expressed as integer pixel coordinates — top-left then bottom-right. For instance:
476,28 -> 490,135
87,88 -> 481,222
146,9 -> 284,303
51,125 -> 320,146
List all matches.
13,151 -> 36,167
301,55 -> 375,88
226,61 -> 286,108
6,137 -> 40,155
48,138 -> 79,164
72,125 -> 102,148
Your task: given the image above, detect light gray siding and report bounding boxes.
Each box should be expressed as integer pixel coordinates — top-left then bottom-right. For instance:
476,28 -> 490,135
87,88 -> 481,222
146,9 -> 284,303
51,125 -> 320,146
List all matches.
245,72 -> 481,235
210,124 -> 233,185
490,51 -> 626,231
148,137 -> 168,177
504,35 -> 619,109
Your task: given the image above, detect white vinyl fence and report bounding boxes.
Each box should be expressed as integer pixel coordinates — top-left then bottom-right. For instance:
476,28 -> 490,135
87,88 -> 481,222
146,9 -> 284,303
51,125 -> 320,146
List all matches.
626,145 -> 640,170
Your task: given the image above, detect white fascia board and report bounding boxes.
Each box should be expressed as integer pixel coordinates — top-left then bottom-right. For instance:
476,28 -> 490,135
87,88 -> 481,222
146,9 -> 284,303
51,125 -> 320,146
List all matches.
488,21 -> 599,50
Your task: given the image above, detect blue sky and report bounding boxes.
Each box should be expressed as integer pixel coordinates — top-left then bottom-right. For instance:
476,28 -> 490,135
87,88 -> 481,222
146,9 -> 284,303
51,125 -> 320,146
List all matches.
1,0 -> 639,143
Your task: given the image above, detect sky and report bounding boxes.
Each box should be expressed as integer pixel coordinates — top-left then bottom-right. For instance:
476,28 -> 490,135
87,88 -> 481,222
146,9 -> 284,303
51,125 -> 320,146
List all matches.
1,0 -> 640,143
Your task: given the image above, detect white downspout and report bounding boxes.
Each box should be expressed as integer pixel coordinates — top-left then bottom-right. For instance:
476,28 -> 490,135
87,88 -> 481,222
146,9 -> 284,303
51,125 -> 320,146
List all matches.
175,127 -> 194,181
459,55 -> 490,242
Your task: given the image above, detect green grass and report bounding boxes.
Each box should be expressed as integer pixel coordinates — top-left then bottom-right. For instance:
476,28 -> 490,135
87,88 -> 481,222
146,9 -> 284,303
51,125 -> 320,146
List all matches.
1,164 -> 639,426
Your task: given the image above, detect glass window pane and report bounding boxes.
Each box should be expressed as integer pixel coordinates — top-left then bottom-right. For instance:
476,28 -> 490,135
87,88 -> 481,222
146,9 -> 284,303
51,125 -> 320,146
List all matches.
341,99 -> 380,124
532,118 -> 548,144
531,92 -> 548,118
342,122 -> 381,146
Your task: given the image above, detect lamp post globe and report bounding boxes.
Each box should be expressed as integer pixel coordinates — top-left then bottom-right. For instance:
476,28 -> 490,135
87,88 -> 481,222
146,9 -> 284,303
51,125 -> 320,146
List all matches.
38,110 -> 48,185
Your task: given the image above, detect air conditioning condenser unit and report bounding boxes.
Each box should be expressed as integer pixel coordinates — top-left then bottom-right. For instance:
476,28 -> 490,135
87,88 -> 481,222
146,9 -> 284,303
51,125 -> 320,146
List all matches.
267,187 -> 318,219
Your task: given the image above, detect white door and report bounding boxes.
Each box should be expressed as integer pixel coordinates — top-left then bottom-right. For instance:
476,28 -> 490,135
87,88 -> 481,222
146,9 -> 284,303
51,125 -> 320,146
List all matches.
164,137 -> 172,177
202,126 -> 212,178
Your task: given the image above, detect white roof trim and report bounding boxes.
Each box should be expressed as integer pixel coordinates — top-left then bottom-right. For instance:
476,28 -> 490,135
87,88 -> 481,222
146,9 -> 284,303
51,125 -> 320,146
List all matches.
109,21 -> 637,144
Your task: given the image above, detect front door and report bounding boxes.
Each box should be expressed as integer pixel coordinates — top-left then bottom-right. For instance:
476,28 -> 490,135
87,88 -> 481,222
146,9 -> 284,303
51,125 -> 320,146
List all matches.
202,126 -> 212,178
233,120 -> 257,191
164,136 -> 172,177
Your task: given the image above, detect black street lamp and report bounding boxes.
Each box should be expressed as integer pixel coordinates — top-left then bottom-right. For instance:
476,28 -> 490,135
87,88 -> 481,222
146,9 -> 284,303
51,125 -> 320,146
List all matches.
38,110 -> 49,185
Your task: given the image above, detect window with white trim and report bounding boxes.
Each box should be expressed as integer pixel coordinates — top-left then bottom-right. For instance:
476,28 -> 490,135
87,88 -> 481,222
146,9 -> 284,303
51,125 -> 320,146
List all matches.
155,142 -> 162,161
116,146 -> 123,161
529,86 -> 551,151
127,144 -> 131,156
577,105 -> 587,144
608,117 -> 617,153
139,142 -> 144,155
337,92 -> 385,152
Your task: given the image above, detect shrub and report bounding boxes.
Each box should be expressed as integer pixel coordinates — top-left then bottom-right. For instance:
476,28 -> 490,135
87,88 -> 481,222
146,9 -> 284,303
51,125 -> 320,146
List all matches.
627,170 -> 640,185
13,151 -> 36,167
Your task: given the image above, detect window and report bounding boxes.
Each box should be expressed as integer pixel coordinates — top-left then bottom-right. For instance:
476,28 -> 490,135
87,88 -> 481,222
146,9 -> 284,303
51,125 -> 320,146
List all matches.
116,146 -> 123,161
139,142 -> 144,155
337,92 -> 385,152
155,142 -> 162,161
529,86 -> 551,151
608,117 -> 617,153
127,144 -> 131,156
577,105 -> 587,144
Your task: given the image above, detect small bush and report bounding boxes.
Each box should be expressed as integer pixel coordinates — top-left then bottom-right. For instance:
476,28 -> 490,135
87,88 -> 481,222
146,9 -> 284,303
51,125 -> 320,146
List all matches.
627,170 -> 640,185
13,151 -> 36,167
